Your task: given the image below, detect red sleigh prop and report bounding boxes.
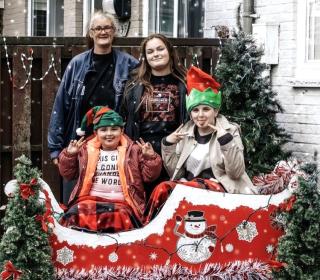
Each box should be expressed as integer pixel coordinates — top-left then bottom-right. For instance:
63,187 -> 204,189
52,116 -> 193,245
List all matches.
5,160 -> 302,279
51,187 -> 291,278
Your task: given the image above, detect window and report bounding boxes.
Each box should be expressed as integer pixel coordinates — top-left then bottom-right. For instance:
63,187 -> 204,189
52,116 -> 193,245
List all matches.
296,0 -> 320,83
83,0 -> 103,35
146,0 -> 204,38
48,0 -> 64,36
32,0 -> 47,36
28,0 -> 64,36
307,0 -> 320,60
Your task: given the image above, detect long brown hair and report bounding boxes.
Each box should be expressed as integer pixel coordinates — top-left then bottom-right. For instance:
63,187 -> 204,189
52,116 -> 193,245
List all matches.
126,34 -> 187,104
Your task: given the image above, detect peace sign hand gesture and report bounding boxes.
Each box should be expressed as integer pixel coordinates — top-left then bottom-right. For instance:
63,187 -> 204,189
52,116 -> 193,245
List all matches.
66,137 -> 86,155
165,124 -> 188,144
136,138 -> 156,159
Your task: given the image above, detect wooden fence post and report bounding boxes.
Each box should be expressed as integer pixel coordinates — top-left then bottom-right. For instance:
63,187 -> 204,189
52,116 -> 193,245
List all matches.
12,47 -> 31,164
42,47 -> 62,200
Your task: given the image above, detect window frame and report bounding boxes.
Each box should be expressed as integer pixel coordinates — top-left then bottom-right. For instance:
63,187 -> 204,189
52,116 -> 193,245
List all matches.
144,0 -> 204,38
47,0 -> 64,36
83,0 -> 104,36
295,0 -> 320,83
28,0 -> 48,36
145,0 -> 177,37
28,0 -> 63,36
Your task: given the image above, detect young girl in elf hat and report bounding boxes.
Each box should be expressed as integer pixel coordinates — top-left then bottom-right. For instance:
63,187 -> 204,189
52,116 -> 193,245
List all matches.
145,66 -> 255,223
58,106 -> 162,232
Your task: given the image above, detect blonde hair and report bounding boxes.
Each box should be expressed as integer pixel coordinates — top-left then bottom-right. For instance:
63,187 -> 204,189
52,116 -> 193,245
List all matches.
86,11 -> 117,49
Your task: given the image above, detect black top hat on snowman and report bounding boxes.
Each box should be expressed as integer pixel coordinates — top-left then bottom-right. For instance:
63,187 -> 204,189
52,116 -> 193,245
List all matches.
184,211 -> 206,222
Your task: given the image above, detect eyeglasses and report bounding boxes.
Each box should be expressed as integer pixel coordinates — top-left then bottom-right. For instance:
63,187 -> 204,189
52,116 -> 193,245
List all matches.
91,25 -> 114,33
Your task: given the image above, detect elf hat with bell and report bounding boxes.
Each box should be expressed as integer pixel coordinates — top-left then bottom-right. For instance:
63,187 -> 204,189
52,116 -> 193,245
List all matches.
186,66 -> 222,112
76,106 -> 124,136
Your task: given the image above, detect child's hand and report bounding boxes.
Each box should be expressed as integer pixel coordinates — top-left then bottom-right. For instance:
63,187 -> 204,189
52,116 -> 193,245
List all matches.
136,138 -> 155,159
66,137 -> 85,155
165,124 -> 188,144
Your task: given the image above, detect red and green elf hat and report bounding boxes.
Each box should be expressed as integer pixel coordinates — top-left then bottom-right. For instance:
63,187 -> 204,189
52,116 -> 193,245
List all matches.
186,66 -> 222,112
76,106 -> 124,136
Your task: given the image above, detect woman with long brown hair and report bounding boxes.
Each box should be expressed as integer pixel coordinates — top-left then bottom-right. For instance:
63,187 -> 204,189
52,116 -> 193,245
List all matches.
121,34 -> 188,196
121,34 -> 188,156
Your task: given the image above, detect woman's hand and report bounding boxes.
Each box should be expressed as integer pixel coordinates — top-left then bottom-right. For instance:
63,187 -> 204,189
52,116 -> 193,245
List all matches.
136,138 -> 156,159
66,137 -> 85,155
165,124 -> 188,144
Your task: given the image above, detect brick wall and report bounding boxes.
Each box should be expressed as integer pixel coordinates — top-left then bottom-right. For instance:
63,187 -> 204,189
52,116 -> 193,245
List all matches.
0,8 -> 3,34
205,0 -> 320,166
2,0 -> 28,36
64,0 -> 83,36
205,0 -> 241,37
127,0 -> 143,36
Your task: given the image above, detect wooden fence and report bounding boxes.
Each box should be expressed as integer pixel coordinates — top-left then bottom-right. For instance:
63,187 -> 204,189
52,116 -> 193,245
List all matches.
0,36 -> 221,205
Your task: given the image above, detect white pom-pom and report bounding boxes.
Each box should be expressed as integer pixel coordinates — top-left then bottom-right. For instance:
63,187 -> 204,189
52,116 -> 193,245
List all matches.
76,128 -> 85,136
4,180 -> 18,197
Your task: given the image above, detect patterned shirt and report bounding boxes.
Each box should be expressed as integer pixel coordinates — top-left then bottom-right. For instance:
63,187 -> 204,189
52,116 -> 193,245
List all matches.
90,150 -> 124,201
139,74 -> 180,154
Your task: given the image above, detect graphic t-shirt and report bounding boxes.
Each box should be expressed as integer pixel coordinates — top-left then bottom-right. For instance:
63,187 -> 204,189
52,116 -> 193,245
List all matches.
185,130 -> 214,180
139,74 -> 180,154
80,51 -> 115,120
90,149 -> 124,201
140,74 -> 180,122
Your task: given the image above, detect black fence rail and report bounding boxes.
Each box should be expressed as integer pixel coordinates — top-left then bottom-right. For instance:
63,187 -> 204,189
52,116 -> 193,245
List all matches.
0,36 -> 221,204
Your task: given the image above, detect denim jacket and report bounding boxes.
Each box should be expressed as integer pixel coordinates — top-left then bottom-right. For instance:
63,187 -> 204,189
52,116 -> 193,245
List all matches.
48,48 -> 139,159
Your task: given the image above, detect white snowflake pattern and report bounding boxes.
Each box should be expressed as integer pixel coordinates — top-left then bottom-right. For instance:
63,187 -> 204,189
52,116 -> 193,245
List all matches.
149,252 -> 158,261
56,246 -> 74,266
236,221 -> 258,242
266,244 -> 275,254
273,212 -> 286,227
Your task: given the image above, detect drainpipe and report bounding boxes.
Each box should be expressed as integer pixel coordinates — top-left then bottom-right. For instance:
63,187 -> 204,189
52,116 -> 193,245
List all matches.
243,0 -> 257,34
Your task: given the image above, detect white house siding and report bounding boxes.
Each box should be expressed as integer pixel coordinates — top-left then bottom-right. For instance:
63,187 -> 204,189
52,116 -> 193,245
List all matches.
205,0 -> 241,36
205,0 -> 320,166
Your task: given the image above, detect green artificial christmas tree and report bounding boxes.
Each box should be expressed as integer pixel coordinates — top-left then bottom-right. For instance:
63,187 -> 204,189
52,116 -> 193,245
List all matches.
215,31 -> 290,177
0,155 -> 54,280
273,164 -> 320,279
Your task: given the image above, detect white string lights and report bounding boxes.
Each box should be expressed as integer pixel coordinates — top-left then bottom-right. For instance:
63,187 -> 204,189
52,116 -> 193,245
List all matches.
2,37 -> 61,90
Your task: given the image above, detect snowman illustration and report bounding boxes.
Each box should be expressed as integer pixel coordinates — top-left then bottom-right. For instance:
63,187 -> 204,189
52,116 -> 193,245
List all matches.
174,210 -> 217,264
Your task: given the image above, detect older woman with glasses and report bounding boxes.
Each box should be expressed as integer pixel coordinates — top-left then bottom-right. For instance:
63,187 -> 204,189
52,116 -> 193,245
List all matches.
48,11 -> 139,204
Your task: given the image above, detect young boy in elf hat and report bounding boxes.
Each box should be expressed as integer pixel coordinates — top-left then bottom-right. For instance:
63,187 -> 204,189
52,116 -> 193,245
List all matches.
145,66 -> 255,223
58,106 -> 162,232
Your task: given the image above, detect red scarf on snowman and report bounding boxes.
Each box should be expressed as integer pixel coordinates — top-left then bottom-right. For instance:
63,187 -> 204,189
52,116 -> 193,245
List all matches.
185,225 -> 217,239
